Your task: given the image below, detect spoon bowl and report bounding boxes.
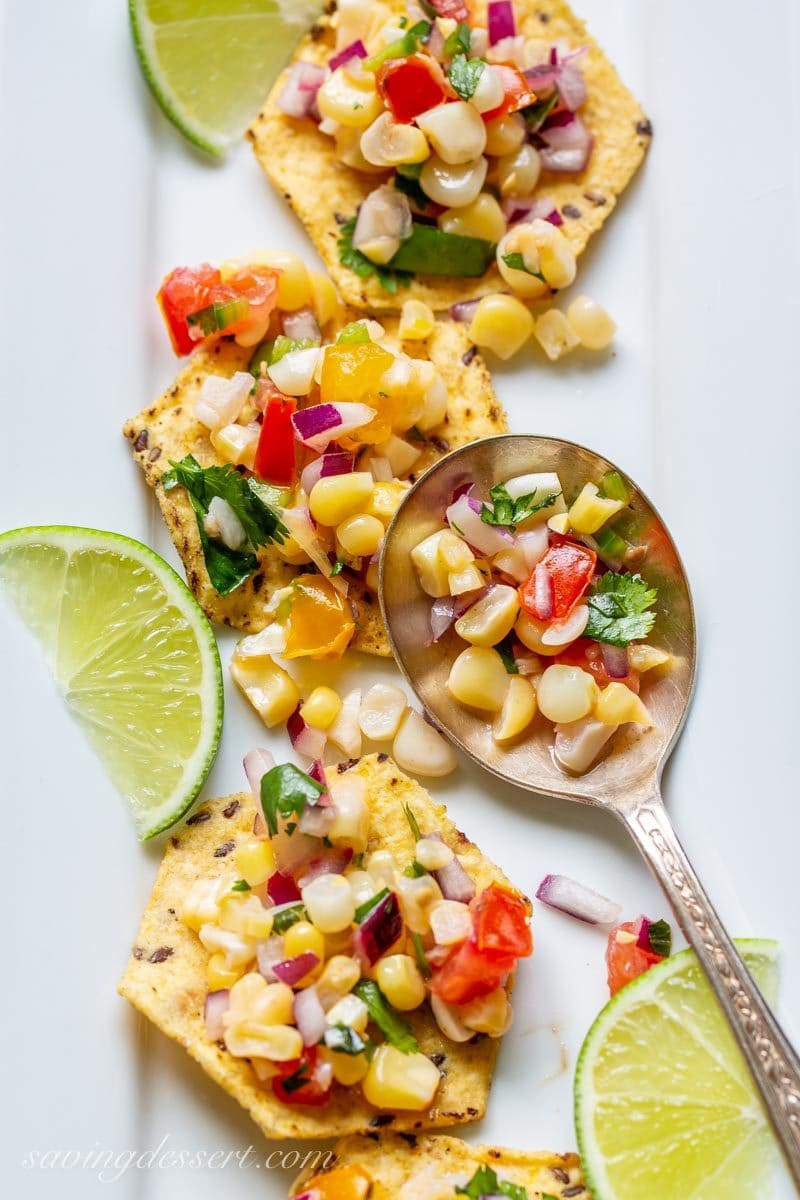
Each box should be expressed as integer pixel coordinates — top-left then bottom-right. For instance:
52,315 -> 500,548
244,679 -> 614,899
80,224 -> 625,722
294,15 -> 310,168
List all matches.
379,433 -> 800,1183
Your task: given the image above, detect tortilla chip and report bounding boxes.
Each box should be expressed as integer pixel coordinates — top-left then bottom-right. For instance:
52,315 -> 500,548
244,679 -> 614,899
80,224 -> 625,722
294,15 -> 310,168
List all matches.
122,316 -> 503,654
292,1131 -> 586,1197
249,0 -> 651,312
118,754 -> 531,1140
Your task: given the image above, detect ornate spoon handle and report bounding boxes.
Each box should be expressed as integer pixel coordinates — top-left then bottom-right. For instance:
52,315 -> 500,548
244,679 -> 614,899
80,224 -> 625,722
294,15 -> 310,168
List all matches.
622,793 -> 800,1189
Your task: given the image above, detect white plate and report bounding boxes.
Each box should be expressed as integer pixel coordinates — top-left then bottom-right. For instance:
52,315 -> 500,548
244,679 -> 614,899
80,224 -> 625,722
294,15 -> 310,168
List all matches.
1,1 -> 798,1196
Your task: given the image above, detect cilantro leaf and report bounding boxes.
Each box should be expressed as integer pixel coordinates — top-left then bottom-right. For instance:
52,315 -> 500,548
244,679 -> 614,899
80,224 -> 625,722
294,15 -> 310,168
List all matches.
162,455 -> 288,595
394,169 -> 430,212
403,802 -> 423,841
444,21 -> 472,56
260,763 -> 324,838
522,91 -> 559,130
456,1165 -> 529,1200
231,879 -> 251,892
272,903 -> 307,933
353,979 -> 419,1053
647,918 -> 672,957
324,1024 -> 368,1056
584,572 -> 658,647
501,251 -> 546,282
481,482 -> 559,531
411,931 -> 431,979
280,1060 -> 311,1094
496,634 -> 519,675
330,558 -> 346,576
448,54 -> 485,101
338,217 -> 413,294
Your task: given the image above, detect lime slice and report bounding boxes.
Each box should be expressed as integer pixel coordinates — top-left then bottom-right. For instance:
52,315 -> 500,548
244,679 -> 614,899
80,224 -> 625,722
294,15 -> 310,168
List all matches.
575,939 -> 780,1200
0,527 -> 223,839
129,0 -> 325,157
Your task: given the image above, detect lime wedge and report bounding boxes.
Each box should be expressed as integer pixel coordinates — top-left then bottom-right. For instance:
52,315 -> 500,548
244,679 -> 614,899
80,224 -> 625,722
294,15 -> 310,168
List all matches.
0,527 -> 223,839
575,939 -> 780,1200
129,0 -> 325,157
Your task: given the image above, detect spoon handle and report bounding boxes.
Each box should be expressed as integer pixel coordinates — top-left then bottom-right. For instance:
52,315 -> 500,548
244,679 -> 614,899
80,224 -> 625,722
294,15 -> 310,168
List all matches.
624,795 -> 800,1187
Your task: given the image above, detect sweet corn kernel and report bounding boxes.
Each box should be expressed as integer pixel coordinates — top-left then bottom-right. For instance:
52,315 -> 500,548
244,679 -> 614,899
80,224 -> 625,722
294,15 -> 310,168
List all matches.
229,650 -> 300,727
514,611 -> 567,656
454,583 -> 519,647
207,954 -> 242,991
415,838 -> 454,872
568,483 -> 625,535
484,112 -> 526,156
284,919 -> 326,963
399,299 -> 436,341
346,868 -> 378,909
228,975 -> 295,1026
416,101 -> 487,165
467,294 -> 535,359
429,899 -> 472,945
326,993 -> 369,1033
457,987 -> 512,1037
437,530 -> 474,572
199,925 -> 255,969
493,675 -> 538,743
328,775 -> 370,851
566,295 -> 617,350
308,271 -> 343,327
317,66 -> 383,128
374,955 -> 426,1011
535,223 -> 577,290
219,894 -> 274,939
316,955 -> 362,1009
438,192 -> 507,243
595,682 -> 653,727
359,682 -> 407,741
181,878 -> 226,931
537,664 -> 599,724
334,123 -> 388,173
493,144 -> 541,197
447,645 -> 511,712
360,111 -> 430,165
365,480 -> 408,525
235,838 -> 276,888
449,564 -> 485,595
419,154 -> 488,208
470,63 -> 506,113
225,1023 -> 303,1062
325,928 -> 357,959
300,685 -> 342,731
628,644 -> 670,673
393,709 -> 457,778
396,872 -> 443,934
210,422 -> 259,469
417,373 -> 448,434
302,873 -> 356,933
363,1045 -> 441,1110
548,512 -> 571,534
411,529 -> 453,597
309,472 -> 375,527
366,848 -> 398,888
320,1046 -> 370,1086
247,249 -> 312,311
534,308 -> 580,362
336,513 -> 385,558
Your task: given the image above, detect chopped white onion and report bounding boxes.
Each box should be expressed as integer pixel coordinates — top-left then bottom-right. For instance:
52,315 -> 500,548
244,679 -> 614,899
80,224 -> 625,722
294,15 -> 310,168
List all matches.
282,308 -> 321,342
204,496 -> 246,551
267,347 -> 321,396
445,493 -> 514,556
294,985 -> 327,1046
243,748 -> 275,801
194,372 -> 252,431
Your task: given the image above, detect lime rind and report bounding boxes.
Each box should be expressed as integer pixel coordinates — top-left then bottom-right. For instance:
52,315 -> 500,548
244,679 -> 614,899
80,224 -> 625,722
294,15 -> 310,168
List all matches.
0,526 -> 223,839
574,939 -> 780,1200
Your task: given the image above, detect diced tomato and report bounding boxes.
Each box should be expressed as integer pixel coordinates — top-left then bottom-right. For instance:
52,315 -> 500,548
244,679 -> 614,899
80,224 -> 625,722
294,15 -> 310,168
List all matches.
254,387 -> 297,487
376,54 -> 451,125
426,0 -> 469,19
157,263 -> 279,357
482,64 -> 538,122
556,639 -> 641,693
432,884 -> 532,1005
520,541 -> 596,620
606,919 -> 664,996
272,1046 -> 332,1106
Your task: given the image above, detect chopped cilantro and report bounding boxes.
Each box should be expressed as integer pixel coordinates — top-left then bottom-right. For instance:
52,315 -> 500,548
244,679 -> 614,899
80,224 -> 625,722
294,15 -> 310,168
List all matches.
230,879 -> 251,893
448,54 -> 485,101
404,860 -> 428,878
162,455 -> 288,595
279,1060 -> 311,1094
501,252 -> 546,282
584,572 -> 657,647
272,903 -> 307,933
481,482 -> 559,531
456,1165 -> 529,1200
364,20 -> 430,69
647,919 -> 672,957
444,21 -> 472,56
522,91 -> 559,130
260,763 -> 324,837
496,635 -> 520,675
354,886 -> 390,924
338,217 -> 412,294
330,558 -> 346,576
324,1024 -> 367,1056
411,931 -> 431,979
353,980 -> 419,1053
394,170 -> 430,211
403,803 -> 423,841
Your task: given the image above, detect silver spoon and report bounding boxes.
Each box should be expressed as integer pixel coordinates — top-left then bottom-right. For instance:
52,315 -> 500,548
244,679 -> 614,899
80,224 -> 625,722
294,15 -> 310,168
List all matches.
379,433 -> 800,1185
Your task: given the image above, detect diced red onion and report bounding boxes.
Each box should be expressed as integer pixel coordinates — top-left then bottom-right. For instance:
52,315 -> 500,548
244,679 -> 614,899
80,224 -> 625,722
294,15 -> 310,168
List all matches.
292,402 -> 375,452
273,951 -> 320,987
449,299 -> 481,324
427,21 -> 446,60
329,39 -> 367,71
557,61 -> 587,110
280,505 -> 349,594
267,871 -> 302,905
368,455 -> 393,482
256,935 -> 285,980
283,308 -> 322,343
601,643 -> 630,679
531,561 -> 554,619
276,61 -> 325,119
308,759 -> 328,789
428,834 -> 476,902
300,450 -> 354,495
536,873 -> 621,925
297,846 -> 353,888
429,588 -> 486,643
293,984 -> 327,1045
354,890 -> 403,967
298,802 -> 336,839
488,0 -> 516,45
243,747 -> 275,802
272,825 -> 321,875
539,113 -> 593,173
204,990 -> 230,1040
523,62 -> 560,95
287,706 -> 327,761
502,195 -> 563,226
446,494 -> 514,556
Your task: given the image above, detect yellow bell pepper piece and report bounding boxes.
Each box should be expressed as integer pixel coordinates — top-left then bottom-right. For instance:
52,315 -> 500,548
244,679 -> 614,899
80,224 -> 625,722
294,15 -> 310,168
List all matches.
283,575 -> 355,660
320,342 -> 395,404
302,1164 -> 372,1200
